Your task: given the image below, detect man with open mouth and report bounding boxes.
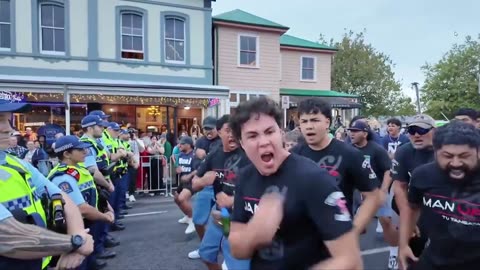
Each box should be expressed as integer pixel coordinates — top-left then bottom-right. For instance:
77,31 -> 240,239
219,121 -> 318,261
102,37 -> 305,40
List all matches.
228,97 -> 363,270
399,121 -> 480,270
290,97 -> 382,236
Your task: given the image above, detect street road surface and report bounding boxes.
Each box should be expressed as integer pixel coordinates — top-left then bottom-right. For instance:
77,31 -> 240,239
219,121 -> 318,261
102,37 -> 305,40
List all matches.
105,196 -> 390,270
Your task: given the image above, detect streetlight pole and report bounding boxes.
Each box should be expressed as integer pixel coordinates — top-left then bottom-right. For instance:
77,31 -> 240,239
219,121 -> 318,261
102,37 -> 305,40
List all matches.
412,82 -> 421,114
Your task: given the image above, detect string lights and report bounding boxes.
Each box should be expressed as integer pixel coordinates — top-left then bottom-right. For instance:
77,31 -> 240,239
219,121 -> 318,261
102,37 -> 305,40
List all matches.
22,92 -> 210,107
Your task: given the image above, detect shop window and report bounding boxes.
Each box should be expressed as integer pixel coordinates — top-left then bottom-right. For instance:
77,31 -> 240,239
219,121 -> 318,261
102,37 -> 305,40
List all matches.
230,93 -> 237,103
239,93 -> 247,102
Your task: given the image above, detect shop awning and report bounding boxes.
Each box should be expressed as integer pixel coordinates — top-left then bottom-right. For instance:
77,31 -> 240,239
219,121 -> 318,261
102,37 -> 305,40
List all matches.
280,88 -> 361,109
0,75 -> 229,99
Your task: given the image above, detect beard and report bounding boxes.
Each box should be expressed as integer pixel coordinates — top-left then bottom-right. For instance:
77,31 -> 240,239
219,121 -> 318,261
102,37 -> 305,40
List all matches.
445,162 -> 480,183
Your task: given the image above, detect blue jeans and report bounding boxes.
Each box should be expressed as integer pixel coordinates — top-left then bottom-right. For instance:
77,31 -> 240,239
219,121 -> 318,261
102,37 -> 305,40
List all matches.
192,186 -> 214,225
199,208 -> 250,269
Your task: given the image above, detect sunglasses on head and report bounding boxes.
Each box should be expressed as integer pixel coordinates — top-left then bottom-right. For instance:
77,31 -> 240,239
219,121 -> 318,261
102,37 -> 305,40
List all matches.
407,126 -> 432,136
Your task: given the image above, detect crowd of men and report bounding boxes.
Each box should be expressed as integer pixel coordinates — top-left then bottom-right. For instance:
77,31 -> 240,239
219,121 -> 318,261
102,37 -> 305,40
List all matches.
1,92 -> 480,270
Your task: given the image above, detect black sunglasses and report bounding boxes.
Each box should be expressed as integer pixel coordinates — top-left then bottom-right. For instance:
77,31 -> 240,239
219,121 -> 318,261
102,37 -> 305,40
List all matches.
407,126 -> 432,136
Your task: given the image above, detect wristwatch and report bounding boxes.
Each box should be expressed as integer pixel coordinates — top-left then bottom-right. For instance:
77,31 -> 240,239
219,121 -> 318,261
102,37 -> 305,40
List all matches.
71,234 -> 84,252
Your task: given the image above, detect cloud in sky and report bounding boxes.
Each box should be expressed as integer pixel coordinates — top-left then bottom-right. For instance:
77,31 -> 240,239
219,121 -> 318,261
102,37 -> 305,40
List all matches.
212,0 -> 479,100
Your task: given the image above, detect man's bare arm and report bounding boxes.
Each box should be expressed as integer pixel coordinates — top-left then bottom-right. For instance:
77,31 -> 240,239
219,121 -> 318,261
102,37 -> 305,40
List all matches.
0,217 -> 73,259
311,230 -> 363,270
354,189 -> 382,234
192,171 -> 216,192
393,181 -> 409,215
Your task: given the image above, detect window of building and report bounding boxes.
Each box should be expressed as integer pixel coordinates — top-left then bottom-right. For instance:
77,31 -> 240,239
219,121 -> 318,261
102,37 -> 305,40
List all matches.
121,12 -> 144,60
0,0 -> 10,49
40,3 -> 65,54
164,16 -> 185,63
238,35 -> 258,67
229,92 -> 268,108
301,56 -> 315,81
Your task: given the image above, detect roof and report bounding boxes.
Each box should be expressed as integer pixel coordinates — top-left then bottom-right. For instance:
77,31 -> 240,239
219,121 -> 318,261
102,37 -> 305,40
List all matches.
213,9 -> 289,30
280,88 -> 358,98
280,35 -> 337,51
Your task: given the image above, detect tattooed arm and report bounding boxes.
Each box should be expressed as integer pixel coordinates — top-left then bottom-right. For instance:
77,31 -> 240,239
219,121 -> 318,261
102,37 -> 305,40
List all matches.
0,216 -> 74,259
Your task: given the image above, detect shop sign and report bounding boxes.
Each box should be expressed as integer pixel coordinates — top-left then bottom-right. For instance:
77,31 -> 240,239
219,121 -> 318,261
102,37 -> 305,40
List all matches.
281,96 -> 290,109
0,91 -> 25,103
208,98 -> 220,107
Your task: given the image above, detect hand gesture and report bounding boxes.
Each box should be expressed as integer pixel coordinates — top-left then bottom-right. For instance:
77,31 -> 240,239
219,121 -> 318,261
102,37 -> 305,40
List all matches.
55,252 -> 86,270
104,211 -> 115,224
398,245 -> 418,270
107,182 -> 115,193
250,187 -> 287,246
216,192 -> 233,209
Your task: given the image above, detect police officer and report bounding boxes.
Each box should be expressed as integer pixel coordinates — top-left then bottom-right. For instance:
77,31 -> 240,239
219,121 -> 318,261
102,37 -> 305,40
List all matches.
102,122 -> 128,230
79,115 -> 118,261
0,98 -> 93,270
49,135 -> 115,270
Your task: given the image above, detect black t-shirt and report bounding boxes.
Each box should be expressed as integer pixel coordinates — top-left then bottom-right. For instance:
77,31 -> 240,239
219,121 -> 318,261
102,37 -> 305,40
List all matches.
195,136 -> 222,155
291,139 -> 377,212
232,154 -> 353,270
391,142 -> 434,184
353,141 -> 391,186
177,151 -> 195,179
408,162 -> 480,269
196,147 -> 250,197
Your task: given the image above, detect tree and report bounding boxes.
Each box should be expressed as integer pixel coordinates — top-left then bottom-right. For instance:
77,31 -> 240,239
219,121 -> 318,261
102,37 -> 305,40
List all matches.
320,31 -> 417,117
421,35 -> 480,119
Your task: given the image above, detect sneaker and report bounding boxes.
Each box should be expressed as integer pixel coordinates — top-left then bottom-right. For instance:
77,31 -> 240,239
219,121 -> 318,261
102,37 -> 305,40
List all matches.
188,249 -> 200,259
129,195 -> 136,202
376,220 -> 383,233
125,192 -> 129,199
178,216 -> 189,224
222,261 -> 228,270
388,247 -> 399,270
185,220 -> 196,234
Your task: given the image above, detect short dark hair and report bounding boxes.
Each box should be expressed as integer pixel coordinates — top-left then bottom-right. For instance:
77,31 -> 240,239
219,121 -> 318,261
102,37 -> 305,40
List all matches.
297,98 -> 332,121
229,96 -> 282,140
455,108 -> 478,121
433,120 -> 480,150
387,118 -> 402,127
216,114 -> 230,131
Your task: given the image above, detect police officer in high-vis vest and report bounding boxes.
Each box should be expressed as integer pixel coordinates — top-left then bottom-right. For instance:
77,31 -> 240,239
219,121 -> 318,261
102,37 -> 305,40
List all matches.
118,129 -> 136,211
102,122 -> 128,231
79,115 -> 118,261
49,135 -> 116,270
0,96 -> 93,270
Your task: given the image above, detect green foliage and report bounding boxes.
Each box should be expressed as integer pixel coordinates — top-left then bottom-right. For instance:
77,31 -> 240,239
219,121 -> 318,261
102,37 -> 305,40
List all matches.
421,35 -> 480,119
320,30 -> 417,117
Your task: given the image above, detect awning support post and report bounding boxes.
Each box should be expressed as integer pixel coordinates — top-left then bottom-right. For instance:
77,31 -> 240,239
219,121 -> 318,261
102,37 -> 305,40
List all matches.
63,85 -> 71,135
283,108 -> 287,129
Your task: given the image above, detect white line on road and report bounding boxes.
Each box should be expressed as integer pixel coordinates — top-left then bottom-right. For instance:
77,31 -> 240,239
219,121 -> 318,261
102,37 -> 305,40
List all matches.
361,246 -> 390,256
124,211 -> 168,217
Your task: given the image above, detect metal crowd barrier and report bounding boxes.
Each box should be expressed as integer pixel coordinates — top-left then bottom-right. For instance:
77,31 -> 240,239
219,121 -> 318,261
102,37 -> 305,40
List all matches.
136,155 -> 176,197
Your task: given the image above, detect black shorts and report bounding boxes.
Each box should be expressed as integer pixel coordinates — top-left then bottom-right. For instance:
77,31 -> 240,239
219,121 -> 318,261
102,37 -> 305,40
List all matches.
176,180 -> 193,195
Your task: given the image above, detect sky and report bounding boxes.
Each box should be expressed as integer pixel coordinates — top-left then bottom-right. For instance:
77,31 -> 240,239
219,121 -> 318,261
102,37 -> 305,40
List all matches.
212,0 -> 479,99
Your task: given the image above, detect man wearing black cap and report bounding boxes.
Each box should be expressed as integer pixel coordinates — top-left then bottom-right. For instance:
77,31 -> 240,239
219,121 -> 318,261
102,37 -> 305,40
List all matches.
195,116 -> 222,160
348,120 -> 393,246
174,136 -> 197,235
0,95 -> 93,270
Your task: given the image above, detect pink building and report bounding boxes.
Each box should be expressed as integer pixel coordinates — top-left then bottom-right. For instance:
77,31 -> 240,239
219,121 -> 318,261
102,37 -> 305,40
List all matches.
213,9 -> 360,125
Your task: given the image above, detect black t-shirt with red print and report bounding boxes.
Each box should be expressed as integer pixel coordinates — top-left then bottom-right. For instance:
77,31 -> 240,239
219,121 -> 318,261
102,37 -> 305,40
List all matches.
291,139 -> 378,213
196,147 -> 250,198
408,162 -> 480,269
232,154 -> 353,270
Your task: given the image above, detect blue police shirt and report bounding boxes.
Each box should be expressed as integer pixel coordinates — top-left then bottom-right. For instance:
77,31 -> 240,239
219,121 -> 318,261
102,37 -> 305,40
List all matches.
51,174 -> 86,206
0,151 -> 62,220
84,146 -> 97,168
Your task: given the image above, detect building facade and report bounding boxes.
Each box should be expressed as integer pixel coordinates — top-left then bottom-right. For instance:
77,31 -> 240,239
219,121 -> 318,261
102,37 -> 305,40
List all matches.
0,0 -> 227,137
213,9 -> 360,126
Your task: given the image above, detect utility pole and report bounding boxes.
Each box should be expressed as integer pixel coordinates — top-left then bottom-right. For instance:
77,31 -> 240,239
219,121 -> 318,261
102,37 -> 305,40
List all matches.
412,82 -> 421,114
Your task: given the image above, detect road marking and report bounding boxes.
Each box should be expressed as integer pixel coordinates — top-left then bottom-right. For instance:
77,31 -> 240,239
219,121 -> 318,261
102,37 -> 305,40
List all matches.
361,246 -> 390,256
124,211 -> 168,217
